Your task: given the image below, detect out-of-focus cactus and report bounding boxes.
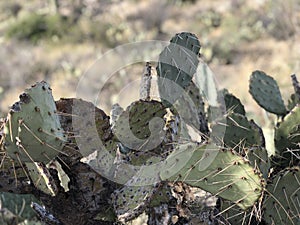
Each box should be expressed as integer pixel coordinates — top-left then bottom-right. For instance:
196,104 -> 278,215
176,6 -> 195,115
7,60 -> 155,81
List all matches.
249,70 -> 287,115
140,62 -> 152,101
0,192 -> 37,222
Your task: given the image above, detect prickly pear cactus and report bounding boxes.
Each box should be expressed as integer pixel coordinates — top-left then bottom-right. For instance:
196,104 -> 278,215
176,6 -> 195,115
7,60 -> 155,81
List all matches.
274,105 -> 300,167
246,147 -> 270,180
171,81 -> 208,135
212,113 -> 263,148
219,199 -> 259,225
222,89 -> 246,115
249,70 -> 287,115
156,32 -> 200,107
113,100 -> 167,151
3,81 -> 66,163
263,167 -> 300,225
160,143 -> 264,210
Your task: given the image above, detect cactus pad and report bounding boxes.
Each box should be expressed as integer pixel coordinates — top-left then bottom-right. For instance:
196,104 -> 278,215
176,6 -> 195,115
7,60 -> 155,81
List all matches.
3,81 -> 66,163
212,113 -> 263,148
156,32 -> 200,106
246,147 -> 270,180
219,199 -> 259,225
160,143 -> 264,210
274,105 -> 300,167
222,89 -> 246,115
263,167 -> 300,225
249,70 -> 286,115
114,100 -> 167,151
171,81 -> 208,134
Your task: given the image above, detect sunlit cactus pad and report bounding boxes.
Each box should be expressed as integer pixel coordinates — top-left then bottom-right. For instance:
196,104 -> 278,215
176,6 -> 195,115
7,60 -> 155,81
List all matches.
160,143 -> 264,210
3,81 -> 66,162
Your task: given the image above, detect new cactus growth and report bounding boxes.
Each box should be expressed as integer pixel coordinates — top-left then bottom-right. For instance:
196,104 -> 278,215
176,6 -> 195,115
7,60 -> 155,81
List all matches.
249,70 -> 287,115
3,81 -> 66,163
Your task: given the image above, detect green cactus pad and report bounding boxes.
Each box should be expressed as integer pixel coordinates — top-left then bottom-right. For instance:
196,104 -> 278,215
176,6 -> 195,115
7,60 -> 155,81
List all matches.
3,81 -> 66,163
249,70 -> 287,115
69,98 -> 113,156
25,162 -> 58,196
222,89 -> 246,115
211,113 -> 263,148
219,199 -> 259,225
246,147 -> 270,180
156,32 -> 200,107
171,81 -> 208,134
114,100 -> 167,151
160,143 -> 264,210
274,105 -> 300,167
263,167 -> 300,225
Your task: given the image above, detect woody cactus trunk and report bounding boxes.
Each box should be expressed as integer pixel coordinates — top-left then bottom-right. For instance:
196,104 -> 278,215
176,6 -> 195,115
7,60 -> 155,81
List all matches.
0,32 -> 299,225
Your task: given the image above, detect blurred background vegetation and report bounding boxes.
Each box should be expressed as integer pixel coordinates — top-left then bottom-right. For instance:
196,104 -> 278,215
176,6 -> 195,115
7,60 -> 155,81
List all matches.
0,0 -> 299,224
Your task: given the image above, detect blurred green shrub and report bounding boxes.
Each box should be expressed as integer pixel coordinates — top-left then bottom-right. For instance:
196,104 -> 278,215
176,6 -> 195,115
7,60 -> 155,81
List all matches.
6,13 -> 71,43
